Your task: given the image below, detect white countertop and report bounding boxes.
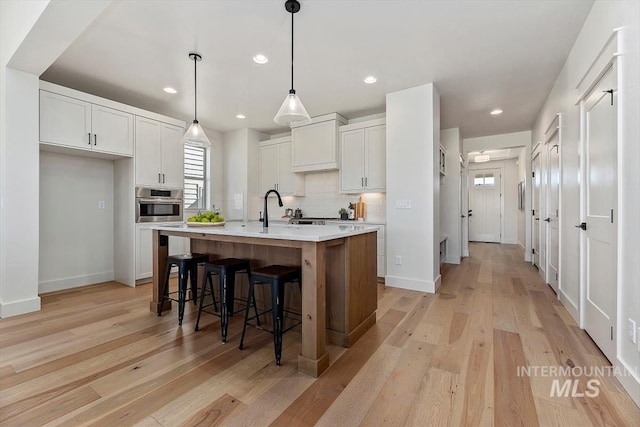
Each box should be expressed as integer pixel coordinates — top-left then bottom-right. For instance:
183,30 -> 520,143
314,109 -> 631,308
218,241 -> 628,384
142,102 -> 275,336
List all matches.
151,222 -> 379,242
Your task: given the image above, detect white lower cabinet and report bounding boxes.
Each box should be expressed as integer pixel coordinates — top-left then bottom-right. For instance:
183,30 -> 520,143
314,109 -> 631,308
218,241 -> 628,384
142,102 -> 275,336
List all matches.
136,224 -> 188,280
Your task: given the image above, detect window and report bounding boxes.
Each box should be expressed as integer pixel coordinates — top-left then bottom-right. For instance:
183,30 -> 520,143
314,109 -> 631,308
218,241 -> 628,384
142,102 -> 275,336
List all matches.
184,145 -> 207,209
474,172 -> 495,186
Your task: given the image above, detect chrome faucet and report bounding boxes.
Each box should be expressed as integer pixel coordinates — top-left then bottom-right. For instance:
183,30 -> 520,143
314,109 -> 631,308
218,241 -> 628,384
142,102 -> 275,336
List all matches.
263,188 -> 283,228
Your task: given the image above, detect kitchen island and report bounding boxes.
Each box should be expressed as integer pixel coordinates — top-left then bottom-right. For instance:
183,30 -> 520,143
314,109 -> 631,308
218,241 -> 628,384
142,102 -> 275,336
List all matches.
150,222 -> 378,377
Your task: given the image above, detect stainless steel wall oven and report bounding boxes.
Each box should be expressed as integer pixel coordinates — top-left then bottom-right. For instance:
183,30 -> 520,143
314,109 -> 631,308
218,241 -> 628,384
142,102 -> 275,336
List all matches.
135,187 -> 183,223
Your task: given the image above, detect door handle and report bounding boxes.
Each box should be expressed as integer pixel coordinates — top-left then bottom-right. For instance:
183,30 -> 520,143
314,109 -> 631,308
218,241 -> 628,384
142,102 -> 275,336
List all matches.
535,218 -> 540,221
543,218 -> 550,222
575,222 -> 587,230
461,214 -> 466,218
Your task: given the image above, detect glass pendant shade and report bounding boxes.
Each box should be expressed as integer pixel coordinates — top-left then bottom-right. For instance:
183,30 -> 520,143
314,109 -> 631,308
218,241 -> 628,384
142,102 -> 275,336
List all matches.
183,120 -> 211,148
274,90 -> 311,127
182,52 -> 211,148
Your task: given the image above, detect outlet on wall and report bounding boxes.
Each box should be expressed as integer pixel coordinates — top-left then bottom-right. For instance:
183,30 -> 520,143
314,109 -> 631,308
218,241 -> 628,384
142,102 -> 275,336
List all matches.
395,255 -> 402,265
628,318 -> 637,344
98,201 -> 105,209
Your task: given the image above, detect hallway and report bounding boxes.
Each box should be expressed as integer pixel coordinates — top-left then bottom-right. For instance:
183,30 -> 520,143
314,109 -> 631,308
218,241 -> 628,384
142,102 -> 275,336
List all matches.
0,243 -> 638,426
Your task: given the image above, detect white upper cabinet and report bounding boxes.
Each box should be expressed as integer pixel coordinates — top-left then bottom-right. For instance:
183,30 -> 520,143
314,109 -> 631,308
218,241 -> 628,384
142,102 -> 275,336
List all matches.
260,137 -> 304,196
339,120 -> 386,193
40,90 -> 133,156
135,116 -> 184,188
291,113 -> 347,172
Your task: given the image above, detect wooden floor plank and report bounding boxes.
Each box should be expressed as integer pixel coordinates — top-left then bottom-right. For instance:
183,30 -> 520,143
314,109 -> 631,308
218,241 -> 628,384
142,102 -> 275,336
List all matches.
493,328 -> 538,426
1,243 -> 638,426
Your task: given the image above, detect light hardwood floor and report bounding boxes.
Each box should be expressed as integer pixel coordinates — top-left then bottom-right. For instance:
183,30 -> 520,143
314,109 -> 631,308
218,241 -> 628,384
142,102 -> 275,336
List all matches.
1,243 -> 638,426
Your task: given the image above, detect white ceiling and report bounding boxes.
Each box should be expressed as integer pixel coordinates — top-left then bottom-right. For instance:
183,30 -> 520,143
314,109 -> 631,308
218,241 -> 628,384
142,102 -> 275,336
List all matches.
468,147 -> 523,162
40,0 -> 593,138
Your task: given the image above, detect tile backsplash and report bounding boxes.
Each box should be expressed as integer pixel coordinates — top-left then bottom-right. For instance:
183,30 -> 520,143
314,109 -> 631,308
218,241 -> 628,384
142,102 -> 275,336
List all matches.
248,170 -> 386,222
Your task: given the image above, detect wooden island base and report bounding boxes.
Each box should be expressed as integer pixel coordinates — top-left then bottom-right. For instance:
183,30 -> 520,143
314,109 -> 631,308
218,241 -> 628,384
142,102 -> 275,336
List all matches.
151,227 -> 378,377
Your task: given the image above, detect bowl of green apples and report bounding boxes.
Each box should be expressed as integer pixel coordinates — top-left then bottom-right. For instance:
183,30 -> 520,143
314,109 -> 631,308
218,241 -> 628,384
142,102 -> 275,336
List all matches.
186,211 -> 225,227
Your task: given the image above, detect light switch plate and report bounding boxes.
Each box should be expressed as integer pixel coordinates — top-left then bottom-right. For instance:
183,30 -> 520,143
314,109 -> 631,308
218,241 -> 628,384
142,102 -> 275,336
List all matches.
395,200 -> 412,209
628,318 -> 637,344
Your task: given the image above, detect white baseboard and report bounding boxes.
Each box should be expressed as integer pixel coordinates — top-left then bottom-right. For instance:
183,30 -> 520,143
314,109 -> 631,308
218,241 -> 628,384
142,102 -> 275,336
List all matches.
518,241 -> 525,249
385,275 -> 438,293
444,256 -> 461,264
501,239 -> 519,245
0,296 -> 41,318
615,359 -> 640,408
558,290 -> 579,324
39,271 -> 115,294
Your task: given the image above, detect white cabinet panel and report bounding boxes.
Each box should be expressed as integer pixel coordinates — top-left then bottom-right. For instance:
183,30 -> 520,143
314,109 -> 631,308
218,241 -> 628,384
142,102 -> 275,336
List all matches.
91,104 -> 134,156
364,125 -> 386,191
339,123 -> 386,193
40,90 -> 133,157
340,129 -> 365,192
161,124 -> 185,188
260,138 -> 304,196
135,116 -> 184,188
135,117 -> 163,186
291,114 -> 346,172
40,91 -> 92,149
260,144 -> 279,194
136,224 -> 188,280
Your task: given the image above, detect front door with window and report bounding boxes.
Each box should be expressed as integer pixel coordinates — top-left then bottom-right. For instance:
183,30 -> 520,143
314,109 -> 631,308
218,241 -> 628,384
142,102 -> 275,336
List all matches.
469,169 -> 501,243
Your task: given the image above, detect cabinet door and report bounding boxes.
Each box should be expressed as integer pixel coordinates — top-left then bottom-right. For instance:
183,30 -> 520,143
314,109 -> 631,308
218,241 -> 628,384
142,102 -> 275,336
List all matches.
91,104 -> 134,156
364,125 -> 386,191
135,117 -> 163,186
136,226 -> 153,279
277,141 -> 304,195
292,120 -> 338,171
260,144 -> 279,194
340,129 -> 365,192
40,91 -> 91,149
161,123 -> 185,188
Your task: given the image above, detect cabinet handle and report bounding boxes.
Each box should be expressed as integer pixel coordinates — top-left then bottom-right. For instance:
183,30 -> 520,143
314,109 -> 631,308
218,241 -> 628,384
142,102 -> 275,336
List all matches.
94,134 -> 97,146
365,177 -> 368,187
88,133 -> 91,145
361,177 -> 364,187
158,173 -> 161,183
162,173 -> 165,183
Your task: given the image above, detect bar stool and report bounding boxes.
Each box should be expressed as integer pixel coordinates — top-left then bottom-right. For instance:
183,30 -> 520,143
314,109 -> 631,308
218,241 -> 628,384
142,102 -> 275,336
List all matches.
159,253 -> 209,325
195,258 -> 259,342
239,265 -> 302,365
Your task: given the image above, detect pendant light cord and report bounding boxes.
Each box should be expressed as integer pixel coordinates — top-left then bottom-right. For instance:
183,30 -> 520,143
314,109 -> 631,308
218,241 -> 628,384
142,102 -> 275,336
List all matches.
291,8 -> 294,92
194,56 -> 198,122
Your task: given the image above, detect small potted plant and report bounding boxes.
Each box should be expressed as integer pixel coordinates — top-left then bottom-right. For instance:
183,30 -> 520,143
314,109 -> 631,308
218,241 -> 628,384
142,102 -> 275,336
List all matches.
339,207 -> 349,220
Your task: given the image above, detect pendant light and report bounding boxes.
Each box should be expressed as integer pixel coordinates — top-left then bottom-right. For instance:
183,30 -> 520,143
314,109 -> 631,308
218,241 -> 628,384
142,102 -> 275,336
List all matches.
274,0 -> 311,127
183,52 -> 211,148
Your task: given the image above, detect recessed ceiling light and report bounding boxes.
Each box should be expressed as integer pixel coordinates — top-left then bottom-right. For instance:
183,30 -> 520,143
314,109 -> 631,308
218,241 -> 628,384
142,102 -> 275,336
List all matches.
490,109 -> 503,115
364,76 -> 377,84
253,54 -> 268,64
163,87 -> 177,94
235,114 -> 246,119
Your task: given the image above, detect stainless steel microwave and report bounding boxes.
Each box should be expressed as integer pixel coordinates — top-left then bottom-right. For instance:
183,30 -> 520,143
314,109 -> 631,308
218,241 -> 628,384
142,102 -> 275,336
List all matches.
135,187 -> 183,223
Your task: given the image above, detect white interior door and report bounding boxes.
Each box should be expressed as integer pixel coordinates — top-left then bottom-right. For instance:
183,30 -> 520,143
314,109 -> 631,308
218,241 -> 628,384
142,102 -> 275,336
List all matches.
468,168 -> 501,243
532,154 -> 541,267
582,65 -> 617,362
546,135 -> 560,293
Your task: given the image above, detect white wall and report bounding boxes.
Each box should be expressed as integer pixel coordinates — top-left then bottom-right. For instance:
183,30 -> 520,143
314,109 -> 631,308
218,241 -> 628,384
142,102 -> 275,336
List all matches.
463,130 -> 532,260
440,128 -> 462,264
386,83 -> 440,293
0,1 -> 111,317
39,152 -> 115,292
531,0 -> 640,405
